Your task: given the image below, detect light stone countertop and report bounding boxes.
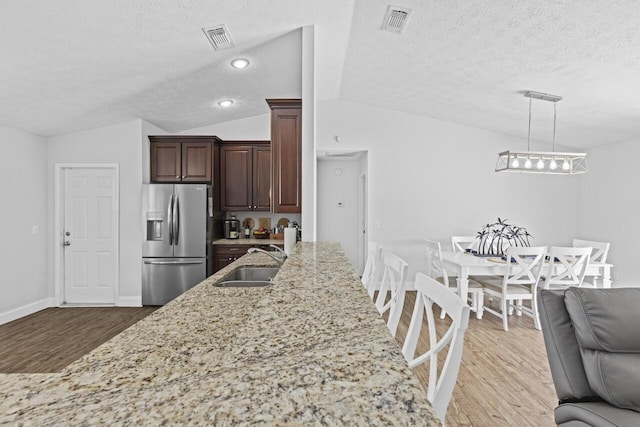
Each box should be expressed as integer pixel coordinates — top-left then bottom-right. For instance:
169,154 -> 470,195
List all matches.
0,242 -> 440,426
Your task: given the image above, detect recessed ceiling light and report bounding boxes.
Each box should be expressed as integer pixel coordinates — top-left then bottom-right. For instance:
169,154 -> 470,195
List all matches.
218,99 -> 233,107
231,58 -> 250,69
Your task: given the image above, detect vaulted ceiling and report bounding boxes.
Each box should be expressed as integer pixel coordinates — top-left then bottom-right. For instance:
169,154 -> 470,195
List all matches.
2,0 -> 639,148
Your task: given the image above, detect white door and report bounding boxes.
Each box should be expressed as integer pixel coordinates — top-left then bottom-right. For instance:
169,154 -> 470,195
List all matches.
63,167 -> 118,304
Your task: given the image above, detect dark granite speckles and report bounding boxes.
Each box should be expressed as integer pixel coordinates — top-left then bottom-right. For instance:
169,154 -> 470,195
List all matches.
0,242 -> 440,426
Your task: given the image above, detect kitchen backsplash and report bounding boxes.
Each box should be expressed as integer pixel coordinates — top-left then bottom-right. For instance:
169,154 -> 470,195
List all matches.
224,211 -> 301,233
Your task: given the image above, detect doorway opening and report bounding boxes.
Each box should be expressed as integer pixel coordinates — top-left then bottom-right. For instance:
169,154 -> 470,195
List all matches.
317,151 -> 368,274
54,164 -> 119,306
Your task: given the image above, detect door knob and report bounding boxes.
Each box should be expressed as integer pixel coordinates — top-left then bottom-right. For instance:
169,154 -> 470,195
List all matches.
63,241 -> 71,246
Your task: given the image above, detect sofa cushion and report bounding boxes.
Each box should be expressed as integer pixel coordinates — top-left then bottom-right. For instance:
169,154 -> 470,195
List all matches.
538,290 -> 595,401
564,288 -> 640,412
555,401 -> 640,427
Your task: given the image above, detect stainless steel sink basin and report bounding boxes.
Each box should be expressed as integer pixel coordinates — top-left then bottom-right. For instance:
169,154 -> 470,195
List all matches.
217,266 -> 280,288
218,280 -> 272,288
222,267 -> 280,281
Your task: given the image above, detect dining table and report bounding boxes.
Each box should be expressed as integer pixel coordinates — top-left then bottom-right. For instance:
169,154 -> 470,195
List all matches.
441,250 -> 613,318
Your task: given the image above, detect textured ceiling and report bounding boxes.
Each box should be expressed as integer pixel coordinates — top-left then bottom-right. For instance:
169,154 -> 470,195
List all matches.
2,0 -> 640,148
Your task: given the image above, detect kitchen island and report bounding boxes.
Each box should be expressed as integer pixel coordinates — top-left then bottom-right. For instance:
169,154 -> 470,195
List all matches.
0,242 -> 440,425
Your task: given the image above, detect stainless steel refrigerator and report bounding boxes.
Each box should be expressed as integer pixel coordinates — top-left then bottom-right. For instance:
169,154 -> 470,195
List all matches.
142,184 -> 211,305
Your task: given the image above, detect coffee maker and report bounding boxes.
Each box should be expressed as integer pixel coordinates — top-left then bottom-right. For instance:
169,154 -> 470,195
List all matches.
223,214 -> 240,239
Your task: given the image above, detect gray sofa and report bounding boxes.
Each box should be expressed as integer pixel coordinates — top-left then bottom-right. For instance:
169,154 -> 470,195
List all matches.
538,287 -> 640,427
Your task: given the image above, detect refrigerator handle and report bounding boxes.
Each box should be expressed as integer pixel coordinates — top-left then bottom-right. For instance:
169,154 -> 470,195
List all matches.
144,260 -> 204,265
174,194 -> 180,245
167,194 -> 174,245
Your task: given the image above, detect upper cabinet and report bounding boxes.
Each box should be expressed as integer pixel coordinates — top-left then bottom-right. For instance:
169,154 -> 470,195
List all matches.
267,99 -> 302,213
220,142 -> 271,211
149,136 -> 221,183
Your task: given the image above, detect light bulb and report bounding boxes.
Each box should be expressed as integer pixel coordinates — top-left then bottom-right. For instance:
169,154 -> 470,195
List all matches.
524,158 -> 532,169
218,99 -> 233,107
562,159 -> 570,171
231,58 -> 250,69
549,159 -> 558,170
536,159 -> 545,169
511,158 -> 520,168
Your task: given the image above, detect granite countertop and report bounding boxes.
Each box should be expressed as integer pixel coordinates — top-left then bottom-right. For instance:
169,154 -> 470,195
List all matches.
213,238 -> 285,245
0,242 -> 440,426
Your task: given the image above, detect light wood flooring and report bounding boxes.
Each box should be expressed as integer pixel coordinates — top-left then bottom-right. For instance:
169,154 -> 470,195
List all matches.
0,307 -> 158,373
393,291 -> 557,427
0,298 -> 556,426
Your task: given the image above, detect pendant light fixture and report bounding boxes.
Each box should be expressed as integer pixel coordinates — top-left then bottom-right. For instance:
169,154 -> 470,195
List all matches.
495,91 -> 588,175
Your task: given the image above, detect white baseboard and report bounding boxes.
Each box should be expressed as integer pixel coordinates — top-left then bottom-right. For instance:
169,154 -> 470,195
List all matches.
116,296 -> 142,307
0,297 -> 56,326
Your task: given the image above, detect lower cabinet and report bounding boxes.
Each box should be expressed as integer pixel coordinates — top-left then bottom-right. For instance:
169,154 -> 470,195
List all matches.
212,243 -> 285,273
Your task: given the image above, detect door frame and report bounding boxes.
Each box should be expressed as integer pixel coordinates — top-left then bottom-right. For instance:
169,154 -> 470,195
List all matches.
358,172 -> 368,274
54,163 -> 120,306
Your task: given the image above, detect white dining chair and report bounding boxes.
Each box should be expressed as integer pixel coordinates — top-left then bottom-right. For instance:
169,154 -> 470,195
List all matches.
542,246 -> 591,290
479,246 -> 547,331
450,235 -> 477,253
402,273 -> 470,425
573,239 -> 610,287
425,239 -> 483,319
374,252 -> 409,337
361,241 -> 384,298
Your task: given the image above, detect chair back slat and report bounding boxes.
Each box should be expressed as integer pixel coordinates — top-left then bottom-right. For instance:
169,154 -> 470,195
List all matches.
573,239 -> 610,263
451,236 -> 477,253
544,247 -> 591,289
402,273 -> 470,424
374,252 -> 408,337
424,239 -> 449,287
362,241 -> 384,298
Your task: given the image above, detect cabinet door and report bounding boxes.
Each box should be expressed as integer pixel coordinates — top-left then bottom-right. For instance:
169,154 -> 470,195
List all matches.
220,146 -> 252,211
214,255 -> 235,272
181,142 -> 212,182
268,100 -> 302,213
151,141 -> 182,182
253,145 -> 271,211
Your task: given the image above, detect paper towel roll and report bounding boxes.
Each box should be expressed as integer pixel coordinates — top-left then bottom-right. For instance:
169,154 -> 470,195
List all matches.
284,227 -> 296,255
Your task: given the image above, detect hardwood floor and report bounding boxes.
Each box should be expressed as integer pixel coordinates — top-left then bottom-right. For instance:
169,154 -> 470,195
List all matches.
0,307 -> 158,373
393,291 -> 557,427
1,296 -> 556,426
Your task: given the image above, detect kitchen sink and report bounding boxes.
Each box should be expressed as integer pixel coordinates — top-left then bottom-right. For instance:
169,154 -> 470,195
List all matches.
217,266 -> 280,288
222,266 -> 280,281
218,280 -> 272,288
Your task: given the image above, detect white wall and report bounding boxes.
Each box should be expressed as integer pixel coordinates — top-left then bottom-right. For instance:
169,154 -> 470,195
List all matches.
317,99 -> 582,284
0,127 -> 50,323
178,114 -> 270,140
579,139 -> 640,287
47,120 -> 145,305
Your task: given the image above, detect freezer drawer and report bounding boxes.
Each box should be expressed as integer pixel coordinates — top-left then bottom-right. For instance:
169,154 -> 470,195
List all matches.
142,257 -> 206,305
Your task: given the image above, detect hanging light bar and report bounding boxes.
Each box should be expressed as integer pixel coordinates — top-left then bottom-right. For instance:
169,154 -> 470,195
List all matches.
495,91 -> 588,175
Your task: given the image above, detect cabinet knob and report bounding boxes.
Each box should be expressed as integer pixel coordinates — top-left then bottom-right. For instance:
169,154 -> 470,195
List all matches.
176,175 -> 180,179
182,175 -> 186,179
253,206 -> 257,209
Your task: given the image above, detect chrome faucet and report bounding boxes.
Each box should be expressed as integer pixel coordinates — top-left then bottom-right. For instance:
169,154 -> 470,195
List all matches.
247,245 -> 287,266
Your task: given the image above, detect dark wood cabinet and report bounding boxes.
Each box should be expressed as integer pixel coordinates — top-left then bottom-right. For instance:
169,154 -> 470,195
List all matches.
213,245 -> 248,272
267,99 -> 302,213
149,136 -> 220,183
212,243 -> 285,273
220,142 -> 271,211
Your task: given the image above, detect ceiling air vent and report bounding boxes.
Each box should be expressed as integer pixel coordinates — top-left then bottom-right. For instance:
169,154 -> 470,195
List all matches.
202,24 -> 235,50
381,6 -> 411,34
